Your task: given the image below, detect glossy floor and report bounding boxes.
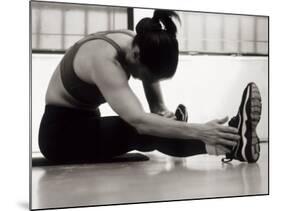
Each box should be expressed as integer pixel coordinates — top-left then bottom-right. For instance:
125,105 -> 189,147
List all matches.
31,143 -> 268,210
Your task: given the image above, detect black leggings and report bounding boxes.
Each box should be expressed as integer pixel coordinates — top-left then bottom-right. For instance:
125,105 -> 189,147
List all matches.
39,105 -> 206,163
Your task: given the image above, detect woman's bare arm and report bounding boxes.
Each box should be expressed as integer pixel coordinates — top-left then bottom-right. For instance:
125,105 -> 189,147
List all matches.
142,80 -> 175,119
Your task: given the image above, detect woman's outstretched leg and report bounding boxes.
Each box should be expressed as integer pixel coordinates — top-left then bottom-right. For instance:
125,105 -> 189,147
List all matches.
98,108 -> 207,159
133,134 -> 207,157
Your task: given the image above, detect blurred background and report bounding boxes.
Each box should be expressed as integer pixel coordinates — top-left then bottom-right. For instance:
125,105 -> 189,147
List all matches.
31,1 -> 268,153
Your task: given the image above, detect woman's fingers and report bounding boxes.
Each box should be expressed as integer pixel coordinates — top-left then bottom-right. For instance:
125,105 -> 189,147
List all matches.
160,110 -> 176,119
165,112 -> 175,118
219,132 -> 240,141
219,126 -> 239,134
218,138 -> 237,147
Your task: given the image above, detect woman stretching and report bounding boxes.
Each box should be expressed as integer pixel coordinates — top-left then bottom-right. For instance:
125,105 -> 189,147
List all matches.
39,10 -> 262,164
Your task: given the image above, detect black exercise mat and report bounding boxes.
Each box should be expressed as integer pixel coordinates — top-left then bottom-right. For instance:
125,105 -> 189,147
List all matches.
32,153 -> 150,167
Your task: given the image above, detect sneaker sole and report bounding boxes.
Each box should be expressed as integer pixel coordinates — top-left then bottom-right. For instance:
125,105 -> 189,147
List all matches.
240,83 -> 262,163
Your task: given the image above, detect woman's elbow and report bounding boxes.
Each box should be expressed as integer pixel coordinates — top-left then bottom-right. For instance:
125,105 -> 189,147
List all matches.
134,123 -> 147,135
126,114 -> 147,135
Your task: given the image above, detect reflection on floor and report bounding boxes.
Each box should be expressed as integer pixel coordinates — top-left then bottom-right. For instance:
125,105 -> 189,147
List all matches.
31,143 -> 268,210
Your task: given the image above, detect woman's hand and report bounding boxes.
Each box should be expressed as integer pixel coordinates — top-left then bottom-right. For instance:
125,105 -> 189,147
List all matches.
205,143 -> 233,155
196,116 -> 240,147
152,106 -> 176,120
157,109 -> 176,119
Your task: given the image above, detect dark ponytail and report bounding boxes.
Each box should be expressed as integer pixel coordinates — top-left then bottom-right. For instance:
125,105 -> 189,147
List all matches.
133,9 -> 180,79
152,10 -> 180,37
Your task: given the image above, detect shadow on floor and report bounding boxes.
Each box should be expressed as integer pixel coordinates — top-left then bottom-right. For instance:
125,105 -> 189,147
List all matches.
32,153 -> 150,167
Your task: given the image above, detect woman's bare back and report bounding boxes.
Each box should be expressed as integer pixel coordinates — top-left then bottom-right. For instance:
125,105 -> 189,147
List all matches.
45,30 -> 135,110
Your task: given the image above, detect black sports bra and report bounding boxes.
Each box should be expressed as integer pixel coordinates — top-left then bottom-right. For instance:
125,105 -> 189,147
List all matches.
60,30 -> 134,107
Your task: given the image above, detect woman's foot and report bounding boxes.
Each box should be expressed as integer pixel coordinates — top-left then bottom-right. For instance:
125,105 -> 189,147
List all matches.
175,104 -> 188,122
222,82 -> 262,163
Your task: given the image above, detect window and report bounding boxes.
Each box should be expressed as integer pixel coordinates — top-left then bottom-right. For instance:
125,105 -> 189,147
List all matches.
177,12 -> 268,55
31,1 -> 129,52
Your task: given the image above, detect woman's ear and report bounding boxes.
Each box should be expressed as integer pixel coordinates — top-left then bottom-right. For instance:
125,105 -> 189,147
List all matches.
133,46 -> 140,62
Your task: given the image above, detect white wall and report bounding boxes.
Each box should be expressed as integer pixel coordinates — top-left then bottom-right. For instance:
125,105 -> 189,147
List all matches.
32,54 -> 268,152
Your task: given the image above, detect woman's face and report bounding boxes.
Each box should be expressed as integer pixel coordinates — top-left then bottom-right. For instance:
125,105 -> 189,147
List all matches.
126,45 -> 159,83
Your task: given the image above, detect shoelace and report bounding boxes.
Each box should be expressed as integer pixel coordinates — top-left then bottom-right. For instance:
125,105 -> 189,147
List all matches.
221,157 -> 233,163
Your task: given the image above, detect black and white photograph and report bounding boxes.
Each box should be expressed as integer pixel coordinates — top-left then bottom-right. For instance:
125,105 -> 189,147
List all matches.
30,0 -> 269,210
